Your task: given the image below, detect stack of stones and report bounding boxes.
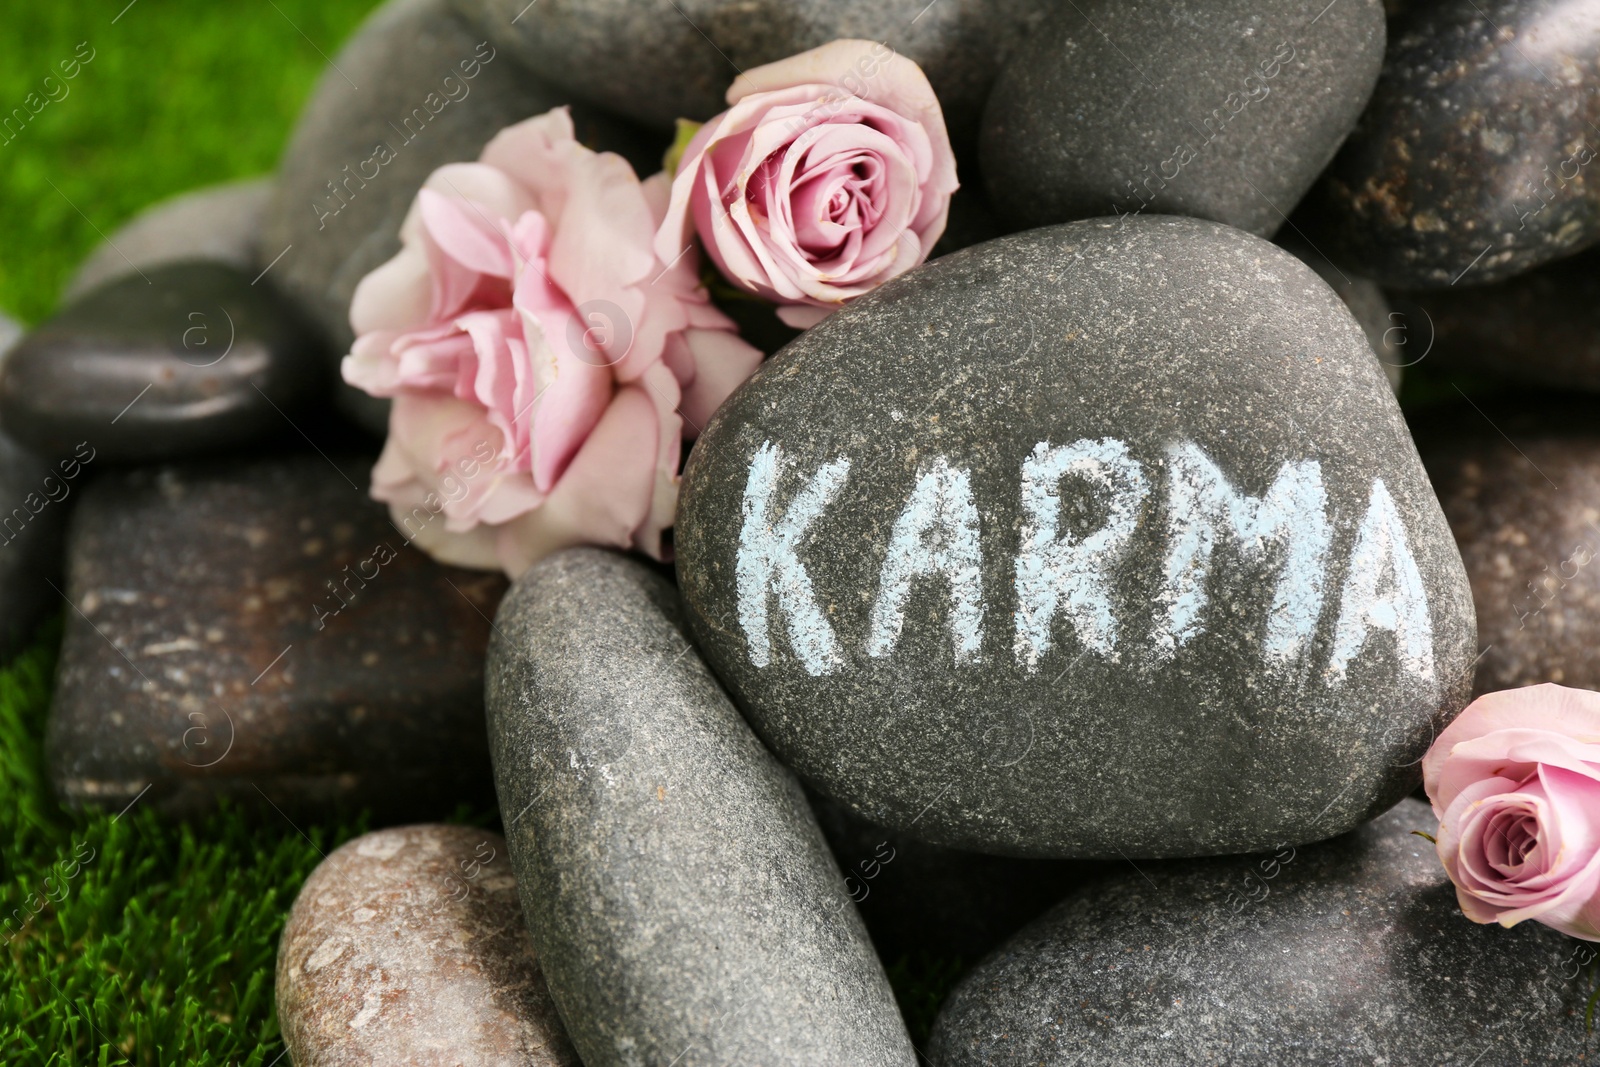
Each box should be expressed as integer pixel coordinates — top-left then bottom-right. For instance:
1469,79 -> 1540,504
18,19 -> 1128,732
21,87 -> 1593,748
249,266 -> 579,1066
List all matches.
9,0 -> 1600,1061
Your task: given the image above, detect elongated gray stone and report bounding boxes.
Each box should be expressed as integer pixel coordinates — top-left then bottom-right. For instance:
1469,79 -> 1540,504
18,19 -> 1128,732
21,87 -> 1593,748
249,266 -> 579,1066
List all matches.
676,216 -> 1477,859
928,798 -> 1593,1065
277,825 -> 578,1066
487,547 -> 915,1067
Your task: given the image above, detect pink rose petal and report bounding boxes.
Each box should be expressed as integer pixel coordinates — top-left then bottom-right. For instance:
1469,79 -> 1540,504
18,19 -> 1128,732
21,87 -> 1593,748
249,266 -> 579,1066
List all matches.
343,107 -> 760,577
1424,683 -> 1600,941
659,39 -> 957,317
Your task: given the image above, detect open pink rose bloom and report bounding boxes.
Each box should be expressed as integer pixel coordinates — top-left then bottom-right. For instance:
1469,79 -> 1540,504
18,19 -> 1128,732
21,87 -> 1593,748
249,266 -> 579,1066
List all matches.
1423,683 -> 1600,941
342,107 -> 762,577
656,39 -> 960,329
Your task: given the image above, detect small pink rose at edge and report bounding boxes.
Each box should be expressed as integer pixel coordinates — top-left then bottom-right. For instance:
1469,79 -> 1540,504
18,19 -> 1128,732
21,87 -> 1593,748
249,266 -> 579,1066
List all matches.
656,39 -> 959,329
1422,682 -> 1600,941
342,107 -> 762,578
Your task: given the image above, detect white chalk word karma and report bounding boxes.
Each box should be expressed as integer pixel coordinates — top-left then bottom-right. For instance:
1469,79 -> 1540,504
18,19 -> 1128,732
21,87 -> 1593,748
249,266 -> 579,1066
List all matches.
735,438 -> 1435,685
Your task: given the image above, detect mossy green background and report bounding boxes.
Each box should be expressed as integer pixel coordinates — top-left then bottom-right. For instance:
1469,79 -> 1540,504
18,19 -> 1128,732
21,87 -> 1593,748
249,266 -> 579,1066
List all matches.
0,3 -> 383,1063
0,2 -> 383,328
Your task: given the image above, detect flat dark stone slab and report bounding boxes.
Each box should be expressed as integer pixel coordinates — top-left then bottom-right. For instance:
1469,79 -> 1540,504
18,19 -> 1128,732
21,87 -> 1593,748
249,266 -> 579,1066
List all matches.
46,455 -> 505,821
1392,249 -> 1600,392
0,429 -> 69,660
1419,400 -> 1600,695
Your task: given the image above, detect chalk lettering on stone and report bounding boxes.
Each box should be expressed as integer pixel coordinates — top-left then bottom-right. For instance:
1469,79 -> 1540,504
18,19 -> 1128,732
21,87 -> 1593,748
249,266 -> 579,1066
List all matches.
736,440 -> 851,677
1012,438 -> 1150,671
1326,477 -> 1436,685
736,439 -> 1436,686
866,456 -> 986,663
1152,442 -> 1331,667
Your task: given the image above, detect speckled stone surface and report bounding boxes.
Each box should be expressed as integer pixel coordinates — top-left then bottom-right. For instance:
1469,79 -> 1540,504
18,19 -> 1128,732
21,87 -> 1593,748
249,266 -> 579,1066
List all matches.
1392,248 -> 1600,391
1333,273 -> 1404,393
277,825 -> 578,1066
454,0 -> 1051,152
486,548 -> 916,1067
1418,402 -> 1600,696
810,792 -> 1103,966
65,178 -> 274,301
1305,0 -> 1600,288
1277,232 -> 1403,394
0,263 -> 326,463
928,798 -> 1596,1065
676,217 -> 1476,859
45,456 -> 505,820
979,0 -> 1384,236
262,0 -> 652,432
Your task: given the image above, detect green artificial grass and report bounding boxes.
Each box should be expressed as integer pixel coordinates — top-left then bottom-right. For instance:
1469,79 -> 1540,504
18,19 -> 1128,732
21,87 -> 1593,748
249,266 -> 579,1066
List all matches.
0,619 -> 368,1065
0,3 -> 382,1063
0,1 -> 382,327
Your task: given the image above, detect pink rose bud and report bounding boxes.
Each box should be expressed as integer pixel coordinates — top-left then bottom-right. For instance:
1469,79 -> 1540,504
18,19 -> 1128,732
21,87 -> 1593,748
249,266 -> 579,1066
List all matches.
342,107 -> 762,578
656,39 -> 960,329
1422,683 -> 1600,941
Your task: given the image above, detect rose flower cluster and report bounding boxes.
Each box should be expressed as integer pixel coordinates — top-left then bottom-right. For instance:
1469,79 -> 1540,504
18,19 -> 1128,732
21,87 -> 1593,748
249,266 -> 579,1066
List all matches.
343,40 -> 955,577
